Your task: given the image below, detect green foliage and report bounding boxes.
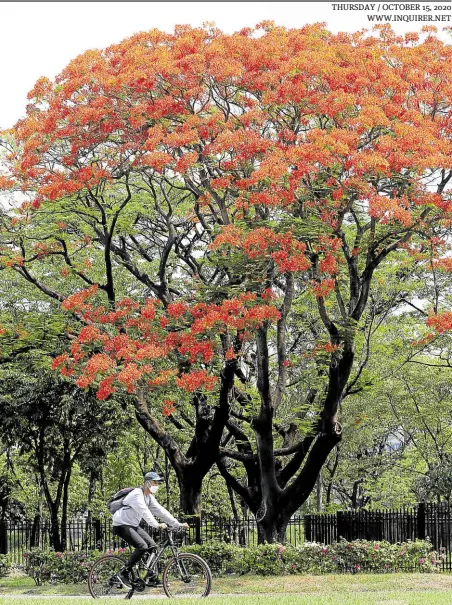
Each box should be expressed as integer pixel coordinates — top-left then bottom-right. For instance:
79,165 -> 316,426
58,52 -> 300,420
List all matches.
0,555 -> 10,578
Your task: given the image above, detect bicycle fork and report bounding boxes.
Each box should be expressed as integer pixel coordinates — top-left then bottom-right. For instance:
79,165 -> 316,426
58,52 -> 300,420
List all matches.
174,554 -> 190,581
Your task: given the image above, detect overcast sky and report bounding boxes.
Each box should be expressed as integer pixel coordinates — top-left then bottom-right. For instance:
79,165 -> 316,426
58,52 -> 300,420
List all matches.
1,2 -> 451,128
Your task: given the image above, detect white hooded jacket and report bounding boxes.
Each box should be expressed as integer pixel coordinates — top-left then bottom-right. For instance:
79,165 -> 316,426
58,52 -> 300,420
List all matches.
112,488 -> 182,529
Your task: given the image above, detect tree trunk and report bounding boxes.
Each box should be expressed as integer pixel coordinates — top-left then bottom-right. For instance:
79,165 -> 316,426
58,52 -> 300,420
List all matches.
179,473 -> 202,518
49,506 -> 62,552
220,425 -> 341,544
134,363 -> 234,521
316,477 -> 323,512
351,481 -> 360,510
30,485 -> 44,548
87,469 -> 97,518
30,513 -> 41,548
60,465 -> 72,551
256,513 -> 288,544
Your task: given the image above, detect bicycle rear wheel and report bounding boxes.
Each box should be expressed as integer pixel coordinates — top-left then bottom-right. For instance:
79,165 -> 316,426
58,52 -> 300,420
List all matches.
88,555 -> 128,598
163,552 -> 212,598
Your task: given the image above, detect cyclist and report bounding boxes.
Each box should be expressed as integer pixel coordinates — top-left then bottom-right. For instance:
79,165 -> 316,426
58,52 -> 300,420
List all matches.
112,471 -> 189,587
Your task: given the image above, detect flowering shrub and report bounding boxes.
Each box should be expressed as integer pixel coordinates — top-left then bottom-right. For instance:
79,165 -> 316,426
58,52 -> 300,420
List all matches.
0,554 -> 10,577
22,540 -> 442,584
23,547 -> 128,585
310,539 -> 441,575
184,539 -> 443,576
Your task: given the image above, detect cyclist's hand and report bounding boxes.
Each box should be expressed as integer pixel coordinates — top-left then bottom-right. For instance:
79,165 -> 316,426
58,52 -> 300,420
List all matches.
158,523 -> 168,530
180,522 -> 190,530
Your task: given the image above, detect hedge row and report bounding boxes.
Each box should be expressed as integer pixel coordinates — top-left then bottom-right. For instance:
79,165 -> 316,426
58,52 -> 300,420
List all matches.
183,539 -> 443,576
20,539 -> 444,584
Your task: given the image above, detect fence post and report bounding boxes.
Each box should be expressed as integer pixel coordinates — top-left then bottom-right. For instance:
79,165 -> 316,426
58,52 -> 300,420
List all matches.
0,520 -> 7,555
193,517 -> 201,545
304,515 -> 314,542
94,519 -> 102,550
417,503 -> 426,540
304,515 -> 311,542
337,511 -> 345,541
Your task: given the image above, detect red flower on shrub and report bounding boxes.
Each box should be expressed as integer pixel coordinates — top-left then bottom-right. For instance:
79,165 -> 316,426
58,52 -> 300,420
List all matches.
374,543 -> 380,551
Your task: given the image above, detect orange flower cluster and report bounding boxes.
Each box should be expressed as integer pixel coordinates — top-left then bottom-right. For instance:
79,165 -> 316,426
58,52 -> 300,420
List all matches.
52,288 -> 279,407
434,258 -> 452,273
62,286 -> 99,311
76,354 -> 115,389
369,193 -> 413,228
176,370 -> 217,392
426,312 -> 452,334
312,279 -> 336,299
162,399 -> 176,417
212,226 -> 309,274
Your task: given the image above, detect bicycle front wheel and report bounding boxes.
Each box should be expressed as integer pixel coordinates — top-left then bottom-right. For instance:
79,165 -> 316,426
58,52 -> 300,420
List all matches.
163,552 -> 212,598
88,555 -> 128,598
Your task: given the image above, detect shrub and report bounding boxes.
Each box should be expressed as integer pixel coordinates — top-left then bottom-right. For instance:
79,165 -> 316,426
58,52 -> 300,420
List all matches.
0,554 -> 10,578
22,539 -> 443,584
23,547 -> 129,585
183,542 -> 237,574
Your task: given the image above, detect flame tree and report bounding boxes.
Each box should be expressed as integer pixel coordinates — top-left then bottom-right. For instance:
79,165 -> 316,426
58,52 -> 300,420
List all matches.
2,23 -> 452,540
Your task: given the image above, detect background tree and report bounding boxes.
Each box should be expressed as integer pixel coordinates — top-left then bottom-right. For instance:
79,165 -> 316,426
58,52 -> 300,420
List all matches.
0,362 -> 128,550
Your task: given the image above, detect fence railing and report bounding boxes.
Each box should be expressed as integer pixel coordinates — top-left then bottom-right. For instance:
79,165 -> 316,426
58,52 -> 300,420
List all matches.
0,516 -> 305,564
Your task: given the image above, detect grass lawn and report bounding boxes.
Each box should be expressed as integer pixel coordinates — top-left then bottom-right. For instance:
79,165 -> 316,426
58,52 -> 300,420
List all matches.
2,596 -> 452,604
2,573 -> 452,602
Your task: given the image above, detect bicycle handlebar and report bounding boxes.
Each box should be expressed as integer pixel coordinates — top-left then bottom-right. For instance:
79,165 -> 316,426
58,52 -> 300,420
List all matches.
166,527 -> 187,534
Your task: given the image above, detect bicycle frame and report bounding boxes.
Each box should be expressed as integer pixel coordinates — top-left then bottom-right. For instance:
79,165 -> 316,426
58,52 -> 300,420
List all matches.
135,530 -> 188,578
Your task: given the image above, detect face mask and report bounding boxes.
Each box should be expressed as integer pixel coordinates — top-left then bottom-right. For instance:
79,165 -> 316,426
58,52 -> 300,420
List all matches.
149,485 -> 159,494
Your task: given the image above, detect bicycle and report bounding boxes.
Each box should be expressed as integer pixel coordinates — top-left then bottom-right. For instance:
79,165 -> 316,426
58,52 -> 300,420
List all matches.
88,528 -> 212,599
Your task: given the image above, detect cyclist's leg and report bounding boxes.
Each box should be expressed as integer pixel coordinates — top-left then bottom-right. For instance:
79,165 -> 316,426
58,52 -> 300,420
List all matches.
134,527 -> 160,583
134,526 -> 157,551
113,525 -> 150,569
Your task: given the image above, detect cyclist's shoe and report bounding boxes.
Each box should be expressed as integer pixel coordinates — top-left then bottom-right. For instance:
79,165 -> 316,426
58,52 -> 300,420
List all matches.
118,567 -> 133,588
145,573 -> 163,588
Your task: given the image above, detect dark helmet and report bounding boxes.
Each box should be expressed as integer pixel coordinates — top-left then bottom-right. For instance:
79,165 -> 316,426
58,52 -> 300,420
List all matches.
144,471 -> 164,482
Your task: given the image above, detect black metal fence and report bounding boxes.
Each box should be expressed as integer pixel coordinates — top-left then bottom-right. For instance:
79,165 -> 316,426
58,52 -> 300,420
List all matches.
0,516 -> 305,564
305,503 -> 452,571
5,504 -> 452,569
